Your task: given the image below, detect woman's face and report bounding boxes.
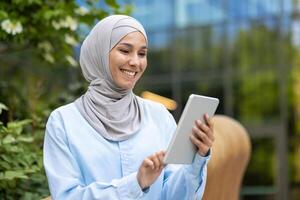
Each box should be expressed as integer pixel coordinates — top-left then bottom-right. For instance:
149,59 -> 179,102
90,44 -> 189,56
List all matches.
109,31 -> 147,90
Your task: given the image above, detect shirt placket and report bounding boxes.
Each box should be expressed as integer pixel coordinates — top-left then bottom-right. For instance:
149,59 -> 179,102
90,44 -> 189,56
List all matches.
119,140 -> 134,176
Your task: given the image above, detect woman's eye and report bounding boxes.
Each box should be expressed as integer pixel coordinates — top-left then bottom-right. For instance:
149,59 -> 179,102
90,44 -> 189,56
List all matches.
139,52 -> 147,57
119,49 -> 129,54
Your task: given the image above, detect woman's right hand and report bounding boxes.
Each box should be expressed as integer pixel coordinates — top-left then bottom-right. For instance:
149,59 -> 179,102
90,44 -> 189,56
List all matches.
137,151 -> 166,190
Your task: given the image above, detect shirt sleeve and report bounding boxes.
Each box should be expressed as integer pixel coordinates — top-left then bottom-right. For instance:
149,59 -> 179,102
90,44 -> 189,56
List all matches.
161,153 -> 210,200
43,111 -> 146,200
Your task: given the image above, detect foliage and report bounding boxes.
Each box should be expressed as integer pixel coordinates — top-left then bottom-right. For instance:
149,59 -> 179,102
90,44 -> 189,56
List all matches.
231,25 -> 294,122
292,51 -> 300,135
0,0 -> 131,65
243,138 -> 275,185
0,103 -> 8,114
0,104 -> 48,199
291,50 -> 300,183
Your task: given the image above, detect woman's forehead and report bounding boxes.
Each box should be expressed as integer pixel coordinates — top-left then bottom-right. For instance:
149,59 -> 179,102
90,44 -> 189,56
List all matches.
116,32 -> 147,47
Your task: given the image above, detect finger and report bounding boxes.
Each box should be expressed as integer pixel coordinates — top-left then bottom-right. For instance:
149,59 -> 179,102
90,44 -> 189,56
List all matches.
195,120 -> 214,141
157,151 -> 165,167
204,114 -> 214,129
158,151 -> 165,163
195,120 -> 209,133
190,134 -> 209,155
150,153 -> 161,170
143,158 -> 154,169
190,134 -> 207,149
157,151 -> 166,168
193,132 -> 212,148
192,126 -> 212,147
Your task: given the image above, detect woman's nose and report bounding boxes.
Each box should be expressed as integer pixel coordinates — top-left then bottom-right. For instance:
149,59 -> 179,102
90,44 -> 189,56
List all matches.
128,54 -> 139,66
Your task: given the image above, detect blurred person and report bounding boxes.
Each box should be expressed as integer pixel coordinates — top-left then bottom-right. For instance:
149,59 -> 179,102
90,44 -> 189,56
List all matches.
43,15 -> 214,200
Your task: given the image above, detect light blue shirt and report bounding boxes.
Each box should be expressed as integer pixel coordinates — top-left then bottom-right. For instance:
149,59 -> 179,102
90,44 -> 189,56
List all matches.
43,98 -> 210,200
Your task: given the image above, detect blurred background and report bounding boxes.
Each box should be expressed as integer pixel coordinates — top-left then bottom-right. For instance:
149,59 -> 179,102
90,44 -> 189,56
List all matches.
0,0 -> 300,199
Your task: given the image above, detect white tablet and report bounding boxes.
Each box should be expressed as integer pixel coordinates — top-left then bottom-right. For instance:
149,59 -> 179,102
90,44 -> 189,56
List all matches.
164,94 -> 219,164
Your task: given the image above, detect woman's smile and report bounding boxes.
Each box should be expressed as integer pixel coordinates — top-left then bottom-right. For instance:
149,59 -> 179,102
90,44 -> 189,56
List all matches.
120,68 -> 137,78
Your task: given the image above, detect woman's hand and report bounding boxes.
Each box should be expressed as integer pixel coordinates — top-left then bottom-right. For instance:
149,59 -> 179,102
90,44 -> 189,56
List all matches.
190,114 -> 214,157
137,151 -> 165,190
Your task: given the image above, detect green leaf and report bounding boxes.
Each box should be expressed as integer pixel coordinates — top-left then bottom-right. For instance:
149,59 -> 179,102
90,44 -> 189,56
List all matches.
24,168 -> 38,174
17,136 -> 34,143
43,10 -> 63,20
0,161 -> 11,169
0,10 -> 8,19
0,103 -> 8,114
7,119 -> 32,135
13,0 -> 42,6
28,0 -> 42,5
6,145 -> 21,153
2,135 -> 16,144
1,171 -> 28,180
0,172 -> 4,179
0,125 -> 8,135
105,0 -> 120,9
0,154 -> 12,163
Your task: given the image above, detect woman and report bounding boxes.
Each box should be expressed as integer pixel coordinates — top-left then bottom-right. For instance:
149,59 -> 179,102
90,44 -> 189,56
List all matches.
43,15 -> 214,200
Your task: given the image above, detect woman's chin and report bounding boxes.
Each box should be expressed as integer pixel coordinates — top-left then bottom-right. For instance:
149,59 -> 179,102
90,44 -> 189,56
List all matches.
117,82 -> 135,90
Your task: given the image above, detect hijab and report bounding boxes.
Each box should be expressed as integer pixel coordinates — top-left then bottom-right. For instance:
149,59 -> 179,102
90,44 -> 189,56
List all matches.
75,15 -> 148,141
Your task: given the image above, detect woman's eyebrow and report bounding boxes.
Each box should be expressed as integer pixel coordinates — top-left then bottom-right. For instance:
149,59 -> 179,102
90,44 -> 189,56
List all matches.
118,42 -> 147,50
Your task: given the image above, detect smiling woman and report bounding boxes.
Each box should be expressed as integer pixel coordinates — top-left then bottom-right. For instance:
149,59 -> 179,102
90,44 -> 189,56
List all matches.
43,15 -> 214,200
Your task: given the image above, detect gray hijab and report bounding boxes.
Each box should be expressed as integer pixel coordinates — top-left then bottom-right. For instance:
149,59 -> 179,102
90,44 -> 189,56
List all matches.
75,15 -> 148,141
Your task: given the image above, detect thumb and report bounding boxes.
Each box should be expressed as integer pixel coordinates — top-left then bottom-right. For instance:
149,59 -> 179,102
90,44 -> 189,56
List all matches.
143,158 -> 155,169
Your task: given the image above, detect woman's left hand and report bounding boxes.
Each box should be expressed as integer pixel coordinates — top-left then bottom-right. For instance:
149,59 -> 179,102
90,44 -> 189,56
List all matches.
189,113 -> 214,157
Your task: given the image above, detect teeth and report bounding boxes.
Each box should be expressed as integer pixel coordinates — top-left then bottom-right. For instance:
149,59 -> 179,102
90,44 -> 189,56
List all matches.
121,69 -> 136,77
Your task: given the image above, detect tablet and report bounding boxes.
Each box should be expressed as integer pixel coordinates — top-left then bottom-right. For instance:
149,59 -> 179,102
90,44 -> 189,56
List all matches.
164,94 -> 219,164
